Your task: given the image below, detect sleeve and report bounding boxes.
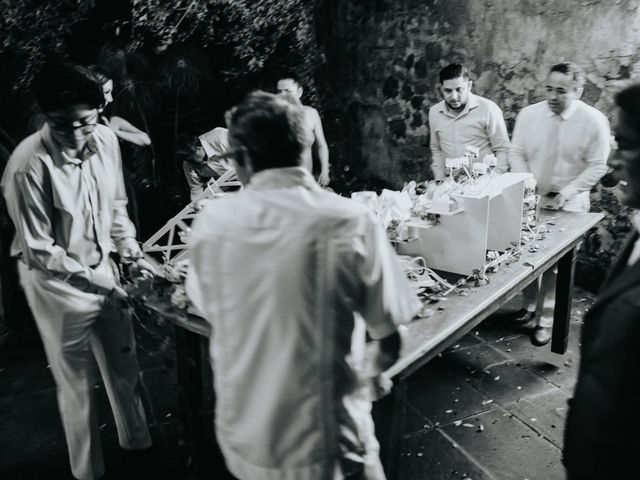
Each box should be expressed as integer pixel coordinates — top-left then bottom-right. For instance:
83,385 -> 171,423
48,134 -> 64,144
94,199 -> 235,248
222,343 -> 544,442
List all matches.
108,134 -> 141,256
356,212 -> 421,339
486,103 -> 511,172
428,108 -> 446,181
508,110 -> 530,173
184,214 -> 210,323
559,114 -> 610,201
183,161 -> 205,202
9,169 -> 115,294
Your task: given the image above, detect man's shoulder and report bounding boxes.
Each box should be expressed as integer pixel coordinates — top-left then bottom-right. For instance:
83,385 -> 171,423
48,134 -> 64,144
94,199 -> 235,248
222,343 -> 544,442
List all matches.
428,100 -> 446,115
515,101 -> 546,120
575,101 -> 609,124
474,94 -> 503,112
5,131 -> 47,175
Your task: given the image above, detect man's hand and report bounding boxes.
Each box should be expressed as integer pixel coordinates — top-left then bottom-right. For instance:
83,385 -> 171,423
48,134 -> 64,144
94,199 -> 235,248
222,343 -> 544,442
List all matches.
541,193 -> 566,210
120,246 -> 143,263
110,284 -> 128,300
135,257 -> 160,276
318,169 -> 330,187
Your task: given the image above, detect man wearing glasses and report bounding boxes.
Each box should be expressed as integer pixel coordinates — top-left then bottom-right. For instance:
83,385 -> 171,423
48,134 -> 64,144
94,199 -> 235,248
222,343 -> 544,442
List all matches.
1,63 -> 152,479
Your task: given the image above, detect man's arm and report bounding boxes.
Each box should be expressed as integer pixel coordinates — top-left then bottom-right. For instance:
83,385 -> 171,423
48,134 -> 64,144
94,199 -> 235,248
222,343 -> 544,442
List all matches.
311,108 -> 330,186
559,116 -> 610,201
8,169 -> 115,295
486,103 -> 511,173
508,110 -> 530,173
428,109 -> 446,181
108,137 -> 142,260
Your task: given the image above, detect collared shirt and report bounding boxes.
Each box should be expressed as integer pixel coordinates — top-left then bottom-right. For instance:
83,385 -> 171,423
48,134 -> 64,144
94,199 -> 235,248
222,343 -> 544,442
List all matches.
509,100 -> 610,201
186,167 -> 419,480
199,127 -> 233,176
428,93 -> 511,180
1,123 -> 139,294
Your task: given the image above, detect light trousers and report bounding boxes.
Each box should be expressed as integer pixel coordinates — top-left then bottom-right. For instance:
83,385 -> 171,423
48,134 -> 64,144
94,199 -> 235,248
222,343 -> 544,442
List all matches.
18,260 -> 151,480
524,193 -> 589,328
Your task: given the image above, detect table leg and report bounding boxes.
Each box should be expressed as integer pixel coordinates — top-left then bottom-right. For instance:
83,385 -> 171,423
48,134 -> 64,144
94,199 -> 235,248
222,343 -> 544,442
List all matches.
373,379 -> 407,480
175,326 -> 205,474
552,246 -> 577,354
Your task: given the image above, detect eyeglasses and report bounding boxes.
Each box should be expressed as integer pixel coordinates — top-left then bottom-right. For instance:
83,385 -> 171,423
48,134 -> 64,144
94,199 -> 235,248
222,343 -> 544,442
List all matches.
47,111 -> 99,132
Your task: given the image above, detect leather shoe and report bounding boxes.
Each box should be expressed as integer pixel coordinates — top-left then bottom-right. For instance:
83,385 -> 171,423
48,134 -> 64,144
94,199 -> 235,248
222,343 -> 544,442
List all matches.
512,308 -> 535,324
532,326 -> 552,346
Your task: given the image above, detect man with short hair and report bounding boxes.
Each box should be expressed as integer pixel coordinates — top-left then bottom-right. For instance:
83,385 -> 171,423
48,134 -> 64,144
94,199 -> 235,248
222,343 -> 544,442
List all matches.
276,77 -> 330,186
186,91 -> 418,479
564,82 -> 640,479
428,63 -> 510,181
1,62 -> 152,479
509,62 -> 610,345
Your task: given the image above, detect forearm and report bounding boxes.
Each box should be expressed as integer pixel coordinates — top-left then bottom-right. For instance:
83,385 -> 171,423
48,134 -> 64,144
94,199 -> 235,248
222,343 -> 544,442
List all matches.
430,148 -> 446,181
559,161 -> 608,200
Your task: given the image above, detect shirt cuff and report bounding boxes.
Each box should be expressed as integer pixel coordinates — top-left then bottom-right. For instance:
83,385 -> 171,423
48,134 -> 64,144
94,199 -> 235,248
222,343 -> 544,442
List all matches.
559,185 -> 578,202
90,268 -> 116,295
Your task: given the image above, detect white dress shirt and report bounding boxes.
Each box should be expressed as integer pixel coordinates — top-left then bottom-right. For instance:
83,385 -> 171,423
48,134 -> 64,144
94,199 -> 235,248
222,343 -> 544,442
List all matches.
509,100 -> 610,204
429,93 -> 511,180
186,167 -> 419,480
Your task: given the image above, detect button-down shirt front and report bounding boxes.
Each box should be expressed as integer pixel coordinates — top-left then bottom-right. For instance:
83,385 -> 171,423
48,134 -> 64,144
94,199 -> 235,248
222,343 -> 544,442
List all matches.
186,167 -> 418,480
429,93 -> 511,180
509,100 -> 610,201
1,123 -> 139,294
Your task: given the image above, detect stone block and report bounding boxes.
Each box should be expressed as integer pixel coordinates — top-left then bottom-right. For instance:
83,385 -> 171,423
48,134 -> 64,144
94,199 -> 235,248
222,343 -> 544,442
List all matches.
400,428 -> 492,480
442,407 -> 565,480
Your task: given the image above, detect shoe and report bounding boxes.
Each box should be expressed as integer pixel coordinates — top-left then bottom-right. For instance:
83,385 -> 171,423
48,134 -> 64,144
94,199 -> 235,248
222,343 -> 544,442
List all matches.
532,326 -> 552,346
512,308 -> 535,324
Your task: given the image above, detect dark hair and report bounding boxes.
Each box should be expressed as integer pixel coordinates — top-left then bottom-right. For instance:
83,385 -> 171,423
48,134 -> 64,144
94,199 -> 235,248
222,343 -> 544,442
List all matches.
33,62 -> 104,113
439,63 -> 469,84
174,133 -> 202,160
615,83 -> 640,137
87,65 -> 110,86
226,91 -> 307,172
549,62 -> 585,89
277,76 -> 301,88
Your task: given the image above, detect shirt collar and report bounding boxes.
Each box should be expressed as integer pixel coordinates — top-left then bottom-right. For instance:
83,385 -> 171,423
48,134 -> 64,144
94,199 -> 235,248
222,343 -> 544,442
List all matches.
247,166 -> 317,191
439,93 -> 480,118
546,100 -> 578,120
40,123 -> 98,167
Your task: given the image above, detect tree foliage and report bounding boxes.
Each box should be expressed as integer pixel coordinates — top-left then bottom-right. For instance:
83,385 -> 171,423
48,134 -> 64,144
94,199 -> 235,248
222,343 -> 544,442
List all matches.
0,0 -> 93,91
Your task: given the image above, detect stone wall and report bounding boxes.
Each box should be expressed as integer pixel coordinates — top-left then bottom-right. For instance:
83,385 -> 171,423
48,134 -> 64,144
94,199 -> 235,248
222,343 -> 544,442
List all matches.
317,0 -> 640,290
319,0 -> 640,189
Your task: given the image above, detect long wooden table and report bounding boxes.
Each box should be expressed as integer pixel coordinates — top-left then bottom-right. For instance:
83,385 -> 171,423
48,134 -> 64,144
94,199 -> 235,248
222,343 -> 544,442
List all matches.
150,210 -> 603,479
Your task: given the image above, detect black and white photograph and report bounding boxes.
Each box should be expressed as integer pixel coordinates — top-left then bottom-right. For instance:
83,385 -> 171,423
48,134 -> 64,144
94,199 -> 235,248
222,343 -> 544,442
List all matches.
1,1 -> 639,479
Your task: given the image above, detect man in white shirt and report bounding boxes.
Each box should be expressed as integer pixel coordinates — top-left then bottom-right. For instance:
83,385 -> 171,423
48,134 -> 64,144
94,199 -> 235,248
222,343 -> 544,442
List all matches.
509,62 -> 610,345
428,63 -> 510,180
1,63 -> 152,479
186,91 -> 419,480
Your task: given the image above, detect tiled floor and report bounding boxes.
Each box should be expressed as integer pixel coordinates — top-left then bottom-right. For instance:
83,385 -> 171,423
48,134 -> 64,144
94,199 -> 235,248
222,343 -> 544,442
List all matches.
0,291 -> 594,479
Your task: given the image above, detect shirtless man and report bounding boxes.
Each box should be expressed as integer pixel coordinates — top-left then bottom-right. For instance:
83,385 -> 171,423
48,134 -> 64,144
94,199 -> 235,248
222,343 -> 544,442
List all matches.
276,77 -> 330,186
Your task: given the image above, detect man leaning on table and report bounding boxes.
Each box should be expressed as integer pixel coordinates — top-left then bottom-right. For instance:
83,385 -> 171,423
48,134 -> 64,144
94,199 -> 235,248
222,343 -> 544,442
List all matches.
186,91 -> 419,480
509,62 -> 610,346
428,63 -> 510,181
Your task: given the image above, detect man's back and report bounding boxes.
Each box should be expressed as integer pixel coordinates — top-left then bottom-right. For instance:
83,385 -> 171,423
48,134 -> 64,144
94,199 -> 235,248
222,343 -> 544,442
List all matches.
187,167 -> 416,479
